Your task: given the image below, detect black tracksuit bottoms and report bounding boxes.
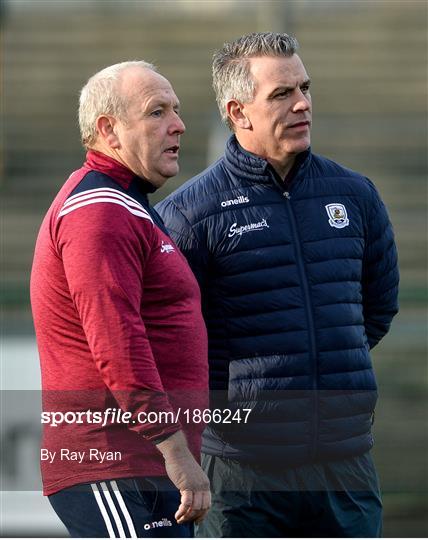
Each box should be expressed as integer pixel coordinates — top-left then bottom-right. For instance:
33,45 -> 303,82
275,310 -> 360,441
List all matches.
49,476 -> 192,538
195,451 -> 382,538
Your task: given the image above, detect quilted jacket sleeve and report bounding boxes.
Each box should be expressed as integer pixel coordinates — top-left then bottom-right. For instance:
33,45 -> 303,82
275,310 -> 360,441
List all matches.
155,198 -> 209,288
362,183 -> 399,349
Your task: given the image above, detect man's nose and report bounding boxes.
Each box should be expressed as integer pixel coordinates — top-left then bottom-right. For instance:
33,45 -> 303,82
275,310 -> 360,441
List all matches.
170,114 -> 186,135
293,91 -> 311,113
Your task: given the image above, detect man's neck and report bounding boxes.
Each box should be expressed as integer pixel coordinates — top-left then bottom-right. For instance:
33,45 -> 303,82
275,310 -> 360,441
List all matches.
234,135 -> 296,181
91,143 -> 129,172
266,156 -> 296,181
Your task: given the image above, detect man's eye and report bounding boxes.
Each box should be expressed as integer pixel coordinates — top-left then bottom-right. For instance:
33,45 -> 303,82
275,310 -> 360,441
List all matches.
301,85 -> 310,94
276,91 -> 290,98
151,110 -> 162,117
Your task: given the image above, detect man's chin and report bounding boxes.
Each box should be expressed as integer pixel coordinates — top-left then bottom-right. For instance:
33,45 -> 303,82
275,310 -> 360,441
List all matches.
165,166 -> 180,181
152,168 -> 180,189
287,139 -> 311,155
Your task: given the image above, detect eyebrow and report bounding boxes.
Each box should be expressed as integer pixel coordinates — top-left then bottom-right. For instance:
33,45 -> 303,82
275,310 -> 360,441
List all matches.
268,79 -> 311,99
149,100 -> 181,110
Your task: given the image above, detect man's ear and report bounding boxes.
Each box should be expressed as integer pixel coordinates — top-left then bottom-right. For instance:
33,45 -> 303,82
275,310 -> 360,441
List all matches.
226,99 -> 252,130
96,115 -> 121,149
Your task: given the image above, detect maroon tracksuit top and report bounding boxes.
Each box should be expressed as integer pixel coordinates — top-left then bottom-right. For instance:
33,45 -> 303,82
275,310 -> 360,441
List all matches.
30,151 -> 208,495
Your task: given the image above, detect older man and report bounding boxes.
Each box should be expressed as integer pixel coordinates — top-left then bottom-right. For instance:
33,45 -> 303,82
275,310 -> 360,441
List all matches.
31,61 -> 210,538
156,33 -> 399,537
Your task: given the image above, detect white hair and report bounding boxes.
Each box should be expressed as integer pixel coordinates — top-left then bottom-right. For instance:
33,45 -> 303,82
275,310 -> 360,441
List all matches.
78,60 -> 156,149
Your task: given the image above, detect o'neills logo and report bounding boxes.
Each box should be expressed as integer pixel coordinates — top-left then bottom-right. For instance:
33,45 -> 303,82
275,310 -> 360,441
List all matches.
228,219 -> 269,237
144,518 -> 172,531
221,196 -> 249,207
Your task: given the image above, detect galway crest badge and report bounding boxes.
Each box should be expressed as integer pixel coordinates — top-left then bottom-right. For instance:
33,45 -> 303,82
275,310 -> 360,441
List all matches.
325,203 -> 349,229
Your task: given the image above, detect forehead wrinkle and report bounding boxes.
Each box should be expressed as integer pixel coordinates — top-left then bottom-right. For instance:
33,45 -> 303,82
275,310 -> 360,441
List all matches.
250,55 -> 309,88
142,89 -> 180,112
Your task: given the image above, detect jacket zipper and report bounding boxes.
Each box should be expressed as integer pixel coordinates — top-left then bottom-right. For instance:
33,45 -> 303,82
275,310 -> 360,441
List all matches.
283,190 -> 319,459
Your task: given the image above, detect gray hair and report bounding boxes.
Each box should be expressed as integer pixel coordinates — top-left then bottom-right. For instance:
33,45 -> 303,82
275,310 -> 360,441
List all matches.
212,32 -> 299,129
78,60 -> 156,149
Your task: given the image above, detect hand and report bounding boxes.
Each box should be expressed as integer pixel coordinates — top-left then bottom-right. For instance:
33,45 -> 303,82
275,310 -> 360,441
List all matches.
156,431 -> 211,524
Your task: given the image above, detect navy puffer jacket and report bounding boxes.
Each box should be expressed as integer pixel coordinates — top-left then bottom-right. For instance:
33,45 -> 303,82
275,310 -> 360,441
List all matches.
156,136 -> 399,466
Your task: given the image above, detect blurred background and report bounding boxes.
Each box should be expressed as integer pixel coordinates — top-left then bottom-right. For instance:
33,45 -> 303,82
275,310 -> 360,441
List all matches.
1,0 -> 427,536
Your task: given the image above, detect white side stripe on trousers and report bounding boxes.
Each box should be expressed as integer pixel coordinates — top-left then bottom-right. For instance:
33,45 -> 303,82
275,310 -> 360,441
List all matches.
111,480 -> 138,538
91,483 -> 116,538
100,482 -> 127,538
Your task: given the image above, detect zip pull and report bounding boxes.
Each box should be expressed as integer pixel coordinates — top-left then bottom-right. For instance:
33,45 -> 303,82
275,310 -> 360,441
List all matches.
283,191 -> 291,199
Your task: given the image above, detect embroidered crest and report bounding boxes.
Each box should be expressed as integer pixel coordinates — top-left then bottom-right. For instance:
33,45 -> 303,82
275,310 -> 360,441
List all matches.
325,203 -> 349,228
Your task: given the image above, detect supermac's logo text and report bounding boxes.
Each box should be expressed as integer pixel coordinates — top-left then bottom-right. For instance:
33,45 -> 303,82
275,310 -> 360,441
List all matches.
228,219 -> 269,238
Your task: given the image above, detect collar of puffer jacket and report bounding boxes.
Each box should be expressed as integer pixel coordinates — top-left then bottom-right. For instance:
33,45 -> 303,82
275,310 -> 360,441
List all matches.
224,135 -> 311,186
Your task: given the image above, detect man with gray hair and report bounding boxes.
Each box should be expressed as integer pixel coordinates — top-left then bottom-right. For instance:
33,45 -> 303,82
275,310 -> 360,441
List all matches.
156,32 -> 399,537
31,61 -> 210,537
